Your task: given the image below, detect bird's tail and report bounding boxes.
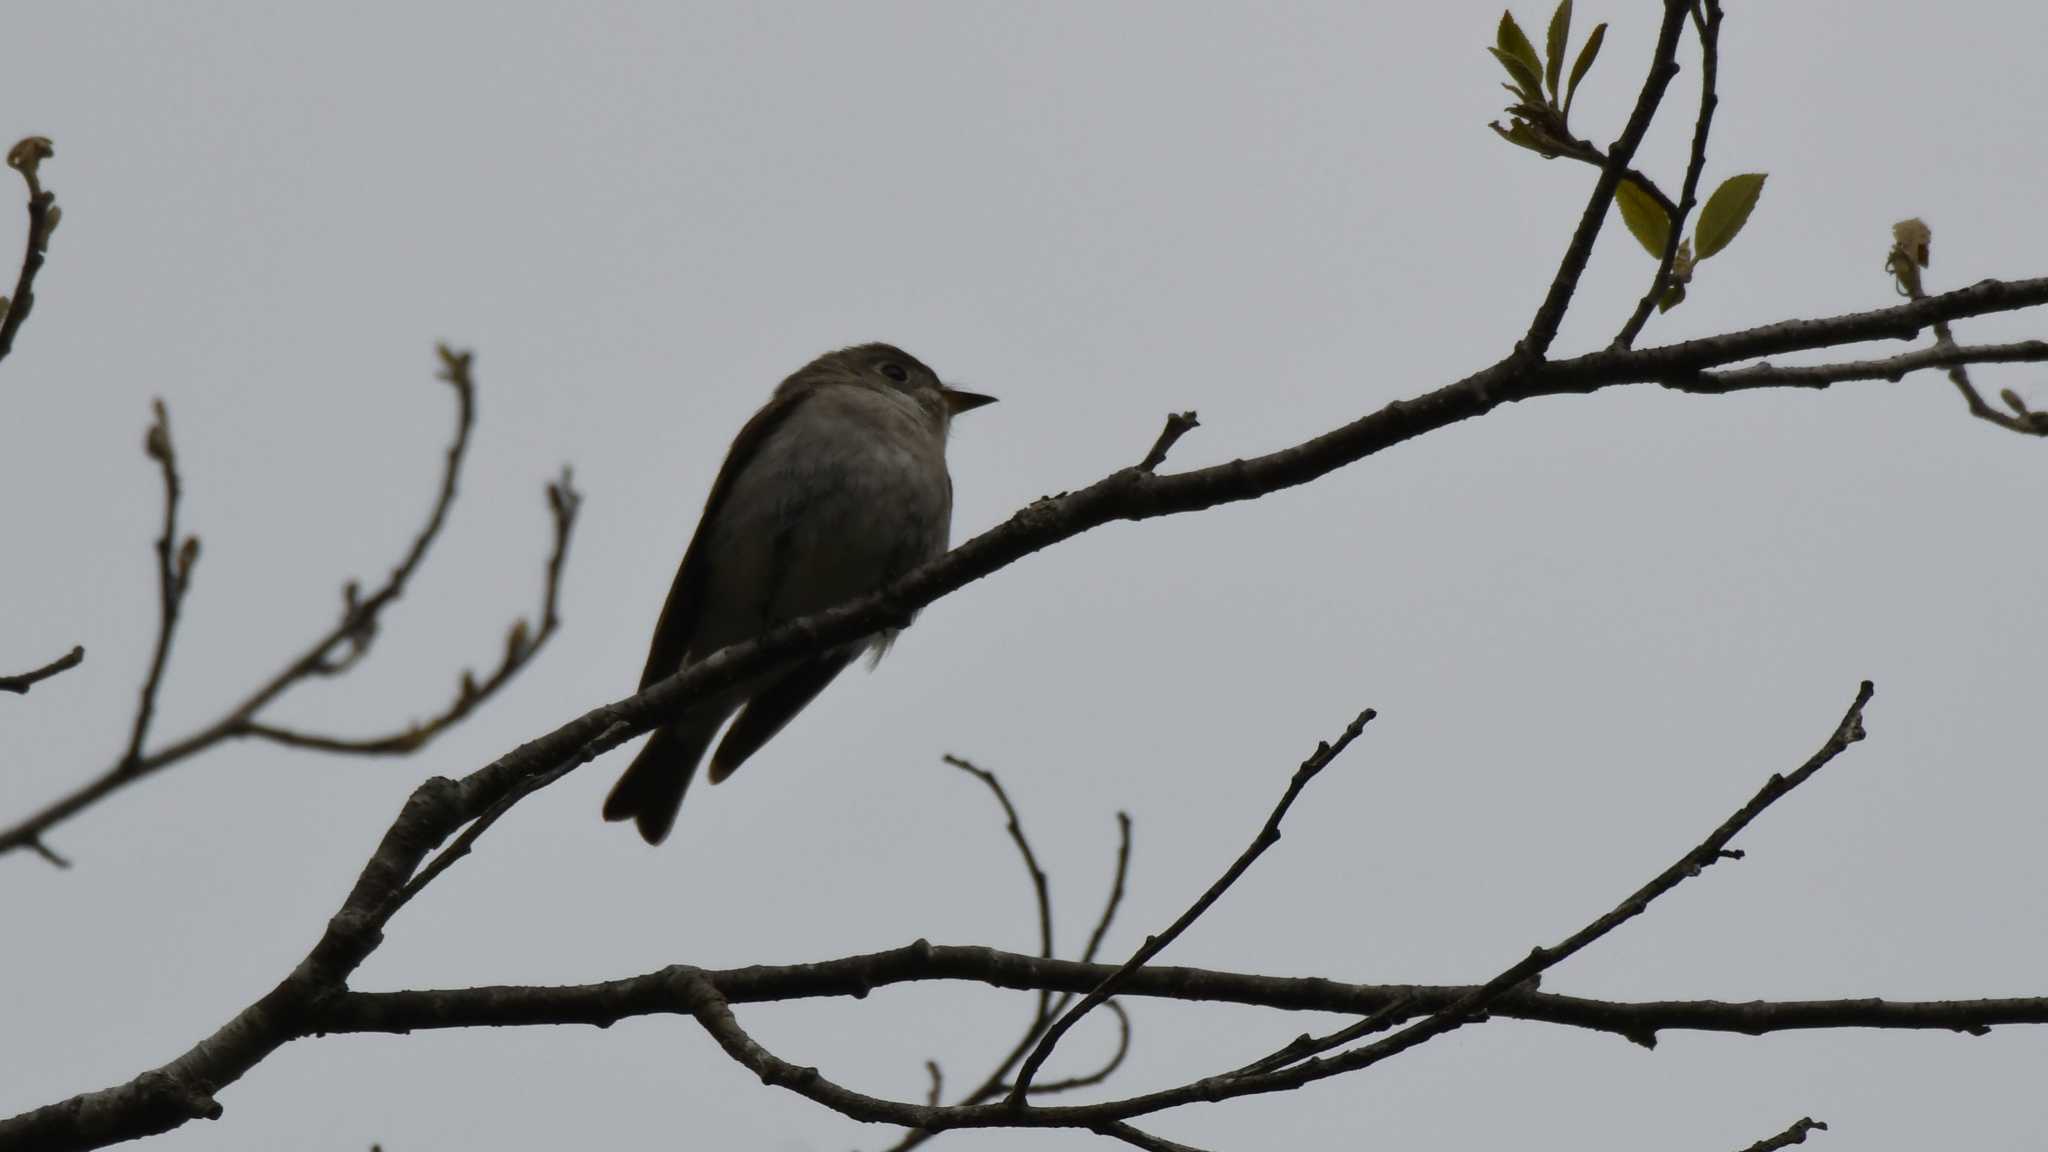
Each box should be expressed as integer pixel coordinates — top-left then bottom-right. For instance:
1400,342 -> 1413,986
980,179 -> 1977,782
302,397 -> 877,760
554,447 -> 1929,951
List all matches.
602,707 -> 729,845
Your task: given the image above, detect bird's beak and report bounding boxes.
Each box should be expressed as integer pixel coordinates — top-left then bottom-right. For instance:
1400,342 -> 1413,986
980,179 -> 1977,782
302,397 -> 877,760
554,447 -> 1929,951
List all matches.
941,387 -> 998,415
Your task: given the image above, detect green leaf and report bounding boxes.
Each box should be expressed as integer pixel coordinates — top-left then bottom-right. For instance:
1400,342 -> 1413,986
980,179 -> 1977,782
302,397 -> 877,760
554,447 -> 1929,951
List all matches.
1693,172 -> 1768,260
1487,47 -> 1544,104
1545,0 -> 1572,100
1564,21 -> 1606,117
1497,10 -> 1543,87
1613,178 -> 1670,257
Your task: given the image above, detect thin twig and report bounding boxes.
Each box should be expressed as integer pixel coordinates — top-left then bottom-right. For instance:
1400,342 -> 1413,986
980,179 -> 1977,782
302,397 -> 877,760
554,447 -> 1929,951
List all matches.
883,769 -> 1135,1152
0,136 -> 57,368
0,646 -> 83,695
1888,221 -> 2048,435
943,755 -> 1055,997
1137,412 -> 1200,473
1684,340 -> 2048,393
1018,1002 -> 1131,1096
123,400 -> 194,768
1614,0 -> 1720,349
1521,0 -> 1694,361
0,350 -> 580,864
1090,1120 -> 1214,1152
321,941 -> 2048,1043
1009,708 -> 1375,1102
1223,995 -> 1413,1079
238,467 -> 581,754
1152,683 -> 1876,1112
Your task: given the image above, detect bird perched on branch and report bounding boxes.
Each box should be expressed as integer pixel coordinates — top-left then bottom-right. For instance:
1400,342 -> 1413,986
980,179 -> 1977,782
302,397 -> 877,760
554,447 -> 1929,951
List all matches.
603,343 -> 995,844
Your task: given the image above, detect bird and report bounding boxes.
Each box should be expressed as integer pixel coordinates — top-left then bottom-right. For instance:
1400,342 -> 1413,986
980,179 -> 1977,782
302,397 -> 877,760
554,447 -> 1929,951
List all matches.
602,343 -> 995,844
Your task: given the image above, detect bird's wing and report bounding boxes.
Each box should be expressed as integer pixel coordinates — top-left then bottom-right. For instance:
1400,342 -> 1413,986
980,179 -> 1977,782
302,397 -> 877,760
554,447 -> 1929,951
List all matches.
638,387 -> 812,690
705,650 -> 860,783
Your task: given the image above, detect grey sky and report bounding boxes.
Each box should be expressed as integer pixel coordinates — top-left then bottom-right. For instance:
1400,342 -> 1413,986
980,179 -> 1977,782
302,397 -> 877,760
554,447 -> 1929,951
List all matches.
5,2 -> 2046,1149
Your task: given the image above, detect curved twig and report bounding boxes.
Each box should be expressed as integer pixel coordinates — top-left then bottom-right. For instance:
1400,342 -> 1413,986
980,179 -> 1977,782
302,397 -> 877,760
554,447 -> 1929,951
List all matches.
884,765 -> 1137,1152
0,348 -> 580,865
0,645 -> 83,695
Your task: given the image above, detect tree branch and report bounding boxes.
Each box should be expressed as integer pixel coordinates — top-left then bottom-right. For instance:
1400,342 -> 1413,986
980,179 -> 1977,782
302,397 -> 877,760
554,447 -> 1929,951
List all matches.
0,348 -> 580,865
1010,708 -> 1375,1101
882,764 -> 1136,1152
125,400 -> 194,767
1521,0 -> 1693,361
1887,219 -> 2048,435
317,940 -> 2048,1044
0,136 -> 57,368
1683,340 -> 2048,393
0,645 -> 83,695
1613,0 -> 1720,348
7,248 -> 2044,1134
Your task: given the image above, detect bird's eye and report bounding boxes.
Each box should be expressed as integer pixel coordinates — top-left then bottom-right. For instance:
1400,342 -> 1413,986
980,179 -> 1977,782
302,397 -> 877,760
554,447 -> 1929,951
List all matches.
880,363 -> 909,383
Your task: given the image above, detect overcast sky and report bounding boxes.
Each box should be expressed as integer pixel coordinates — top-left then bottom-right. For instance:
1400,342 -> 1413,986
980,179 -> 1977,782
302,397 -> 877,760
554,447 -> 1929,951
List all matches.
6,3 -> 2047,1149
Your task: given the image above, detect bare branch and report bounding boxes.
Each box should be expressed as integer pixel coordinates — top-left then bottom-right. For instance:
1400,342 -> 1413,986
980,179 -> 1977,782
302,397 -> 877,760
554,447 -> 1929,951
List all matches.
943,755 -> 1056,994
1224,996 -> 1412,1080
1888,220 -> 2048,435
1614,0 -> 1721,348
884,770 -> 1136,1152
1521,0 -> 1693,361
125,400 -> 195,767
10,237 -> 2046,1135
1091,1120 -> 1214,1152
0,350 -> 580,864
1009,707 -> 1375,1101
319,941 -> 2048,1043
1684,340 -> 2048,393
237,467 -> 581,754
0,136 -> 57,368
1153,682 -> 1875,1112
0,645 -> 83,695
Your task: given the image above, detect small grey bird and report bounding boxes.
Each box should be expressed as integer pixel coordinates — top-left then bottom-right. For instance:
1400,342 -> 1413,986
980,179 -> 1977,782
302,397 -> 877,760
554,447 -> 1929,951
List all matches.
603,343 -> 995,844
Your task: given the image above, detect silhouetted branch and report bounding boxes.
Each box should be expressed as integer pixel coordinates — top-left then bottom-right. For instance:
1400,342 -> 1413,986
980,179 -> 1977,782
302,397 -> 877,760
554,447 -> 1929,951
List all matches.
0,136 -> 58,368
315,683 -> 1875,1144
883,763 -> 1136,1152
1011,707 -> 1376,1101
1614,0 -> 1720,348
1136,411 -> 1200,472
1887,219 -> 2048,435
1522,0 -> 1692,360
9,242 -> 2037,1132
0,347 -> 580,866
1091,1120 -> 1212,1152
237,466 -> 580,754
125,400 -> 194,767
0,645 -> 83,695
1684,340 -> 2048,393
320,940 -> 2048,1041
